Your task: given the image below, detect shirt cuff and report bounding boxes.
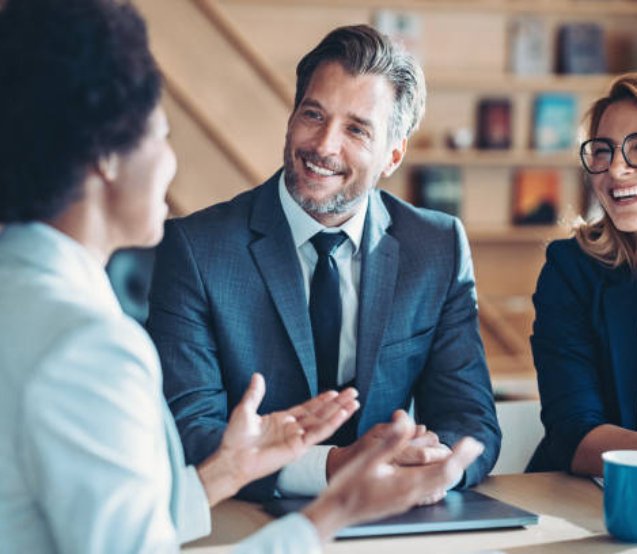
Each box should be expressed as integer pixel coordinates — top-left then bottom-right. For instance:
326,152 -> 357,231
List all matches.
276,445 -> 333,497
232,513 -> 321,554
177,465 -> 212,544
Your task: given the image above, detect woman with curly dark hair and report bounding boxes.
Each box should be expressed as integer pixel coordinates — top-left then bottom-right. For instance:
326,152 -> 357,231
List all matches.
0,1 -> 482,552
0,0 -> 358,550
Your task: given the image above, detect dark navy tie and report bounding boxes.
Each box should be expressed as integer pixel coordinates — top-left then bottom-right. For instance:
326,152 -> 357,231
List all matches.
309,231 -> 348,392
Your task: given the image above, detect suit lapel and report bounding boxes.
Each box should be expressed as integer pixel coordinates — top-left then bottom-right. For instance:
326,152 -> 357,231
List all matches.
604,271 -> 637,430
355,192 -> 399,408
249,175 -> 318,397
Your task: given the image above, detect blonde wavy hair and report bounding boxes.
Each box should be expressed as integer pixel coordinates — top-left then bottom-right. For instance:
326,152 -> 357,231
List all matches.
575,73 -> 637,271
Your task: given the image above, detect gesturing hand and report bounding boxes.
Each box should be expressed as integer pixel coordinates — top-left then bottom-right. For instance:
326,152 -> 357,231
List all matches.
304,412 -> 484,542
197,373 -> 359,506
394,424 -> 452,466
327,411 -> 451,479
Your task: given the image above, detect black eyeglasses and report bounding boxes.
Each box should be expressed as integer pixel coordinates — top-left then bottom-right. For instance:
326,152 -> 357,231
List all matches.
580,132 -> 637,174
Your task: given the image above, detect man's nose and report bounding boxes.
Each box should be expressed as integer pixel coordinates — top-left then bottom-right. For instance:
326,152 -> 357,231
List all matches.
314,122 -> 342,157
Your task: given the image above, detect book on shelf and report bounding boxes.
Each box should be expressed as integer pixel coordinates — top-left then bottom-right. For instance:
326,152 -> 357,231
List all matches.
412,165 -> 462,217
512,169 -> 560,226
476,98 -> 512,150
557,23 -> 607,74
532,93 -> 577,152
508,16 -> 551,75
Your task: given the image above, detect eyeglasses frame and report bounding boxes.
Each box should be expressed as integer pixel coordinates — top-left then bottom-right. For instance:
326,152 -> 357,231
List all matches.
580,132 -> 637,175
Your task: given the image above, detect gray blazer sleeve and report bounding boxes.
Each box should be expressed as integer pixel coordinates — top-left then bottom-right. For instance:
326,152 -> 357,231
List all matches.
413,218 -> 501,486
147,220 -> 228,465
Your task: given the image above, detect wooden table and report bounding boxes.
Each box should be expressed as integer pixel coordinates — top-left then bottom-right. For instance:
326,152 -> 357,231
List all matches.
184,472 -> 637,553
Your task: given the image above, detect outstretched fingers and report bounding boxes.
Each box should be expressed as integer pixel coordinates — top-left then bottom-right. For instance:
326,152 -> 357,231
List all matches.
415,437 -> 484,496
301,400 -> 360,446
290,387 -> 359,419
236,373 -> 266,415
290,388 -> 360,445
351,412 -> 415,474
446,437 -> 485,477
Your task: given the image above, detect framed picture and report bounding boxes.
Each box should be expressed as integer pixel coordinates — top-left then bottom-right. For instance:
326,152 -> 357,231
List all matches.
512,169 -> 560,225
557,23 -> 607,74
532,93 -> 577,151
476,98 -> 512,150
412,165 -> 462,217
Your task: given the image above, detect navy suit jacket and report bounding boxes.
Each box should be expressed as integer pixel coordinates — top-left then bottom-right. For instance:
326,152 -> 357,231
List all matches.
528,238 -> 637,472
148,171 -> 500,499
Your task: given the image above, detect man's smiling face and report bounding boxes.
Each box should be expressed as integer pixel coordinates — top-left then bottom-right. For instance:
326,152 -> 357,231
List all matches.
283,61 -> 404,226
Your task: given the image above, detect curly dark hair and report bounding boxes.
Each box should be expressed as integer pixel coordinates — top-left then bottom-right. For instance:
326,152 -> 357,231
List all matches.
0,0 -> 162,222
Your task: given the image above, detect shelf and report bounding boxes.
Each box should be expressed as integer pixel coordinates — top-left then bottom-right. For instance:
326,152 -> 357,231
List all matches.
220,0 -> 637,17
427,72 -> 616,94
466,225 -> 571,243
467,225 -> 571,244
407,148 -> 579,168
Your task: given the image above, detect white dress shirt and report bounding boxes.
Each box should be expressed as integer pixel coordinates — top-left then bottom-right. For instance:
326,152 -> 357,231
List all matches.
0,222 -> 320,553
277,173 -> 367,497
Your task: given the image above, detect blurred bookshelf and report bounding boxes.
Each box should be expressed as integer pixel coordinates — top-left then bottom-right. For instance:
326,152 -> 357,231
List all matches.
214,0 -> 637,383
224,0 -> 637,17
427,72 -> 615,93
407,148 -> 578,168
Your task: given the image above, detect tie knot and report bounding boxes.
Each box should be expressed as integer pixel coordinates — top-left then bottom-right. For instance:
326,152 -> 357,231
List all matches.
310,231 -> 348,257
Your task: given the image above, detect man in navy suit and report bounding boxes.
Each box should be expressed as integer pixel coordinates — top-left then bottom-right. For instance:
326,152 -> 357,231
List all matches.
148,24 -> 500,501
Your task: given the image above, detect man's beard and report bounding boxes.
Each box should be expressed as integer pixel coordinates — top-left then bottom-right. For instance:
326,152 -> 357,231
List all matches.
283,141 -> 369,217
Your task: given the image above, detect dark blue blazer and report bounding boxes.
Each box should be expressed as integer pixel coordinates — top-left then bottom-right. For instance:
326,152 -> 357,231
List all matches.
528,238 -> 637,472
148,172 -> 500,499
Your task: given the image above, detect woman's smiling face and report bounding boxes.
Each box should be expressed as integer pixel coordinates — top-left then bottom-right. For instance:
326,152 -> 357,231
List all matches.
590,99 -> 637,233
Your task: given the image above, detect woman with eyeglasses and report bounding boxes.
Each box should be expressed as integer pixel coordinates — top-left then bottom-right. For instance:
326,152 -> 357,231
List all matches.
528,73 -> 637,476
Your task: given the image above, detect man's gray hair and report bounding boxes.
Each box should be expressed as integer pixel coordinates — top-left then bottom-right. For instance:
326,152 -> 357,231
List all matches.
294,24 -> 426,141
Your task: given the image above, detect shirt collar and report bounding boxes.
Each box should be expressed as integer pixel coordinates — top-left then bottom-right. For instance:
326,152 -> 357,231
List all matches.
0,222 -> 121,315
278,171 -> 367,254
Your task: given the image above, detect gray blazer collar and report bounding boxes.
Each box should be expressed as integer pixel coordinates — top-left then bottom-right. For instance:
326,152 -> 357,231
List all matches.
249,170 -> 286,236
248,170 -> 318,396
355,190 -> 398,411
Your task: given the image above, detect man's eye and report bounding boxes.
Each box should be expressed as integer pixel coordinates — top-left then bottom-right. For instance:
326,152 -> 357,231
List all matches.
303,110 -> 322,120
348,125 -> 367,137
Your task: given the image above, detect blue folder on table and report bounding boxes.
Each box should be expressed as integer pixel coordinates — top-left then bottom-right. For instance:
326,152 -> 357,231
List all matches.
264,489 -> 538,539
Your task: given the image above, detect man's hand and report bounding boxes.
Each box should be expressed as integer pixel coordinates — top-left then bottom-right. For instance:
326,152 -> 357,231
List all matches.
304,412 -> 484,543
395,424 -> 452,465
327,411 -> 451,480
196,373 -> 359,506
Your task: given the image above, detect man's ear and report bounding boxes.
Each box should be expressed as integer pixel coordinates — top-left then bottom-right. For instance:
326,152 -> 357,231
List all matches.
95,153 -> 120,183
381,137 -> 407,178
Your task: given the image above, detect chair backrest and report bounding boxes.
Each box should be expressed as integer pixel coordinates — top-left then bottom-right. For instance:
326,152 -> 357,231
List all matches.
491,400 -> 543,475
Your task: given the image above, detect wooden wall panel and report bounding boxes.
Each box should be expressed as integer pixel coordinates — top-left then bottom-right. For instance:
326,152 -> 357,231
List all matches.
135,0 -> 287,184
163,92 -> 252,214
222,4 -> 371,85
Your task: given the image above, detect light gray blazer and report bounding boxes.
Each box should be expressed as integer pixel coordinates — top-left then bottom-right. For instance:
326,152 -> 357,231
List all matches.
0,223 -> 210,553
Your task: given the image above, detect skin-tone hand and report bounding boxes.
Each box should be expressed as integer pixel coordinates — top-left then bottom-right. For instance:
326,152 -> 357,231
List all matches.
394,423 -> 452,466
303,411 -> 484,543
196,373 -> 359,507
326,411 -> 452,482
571,424 -> 637,476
